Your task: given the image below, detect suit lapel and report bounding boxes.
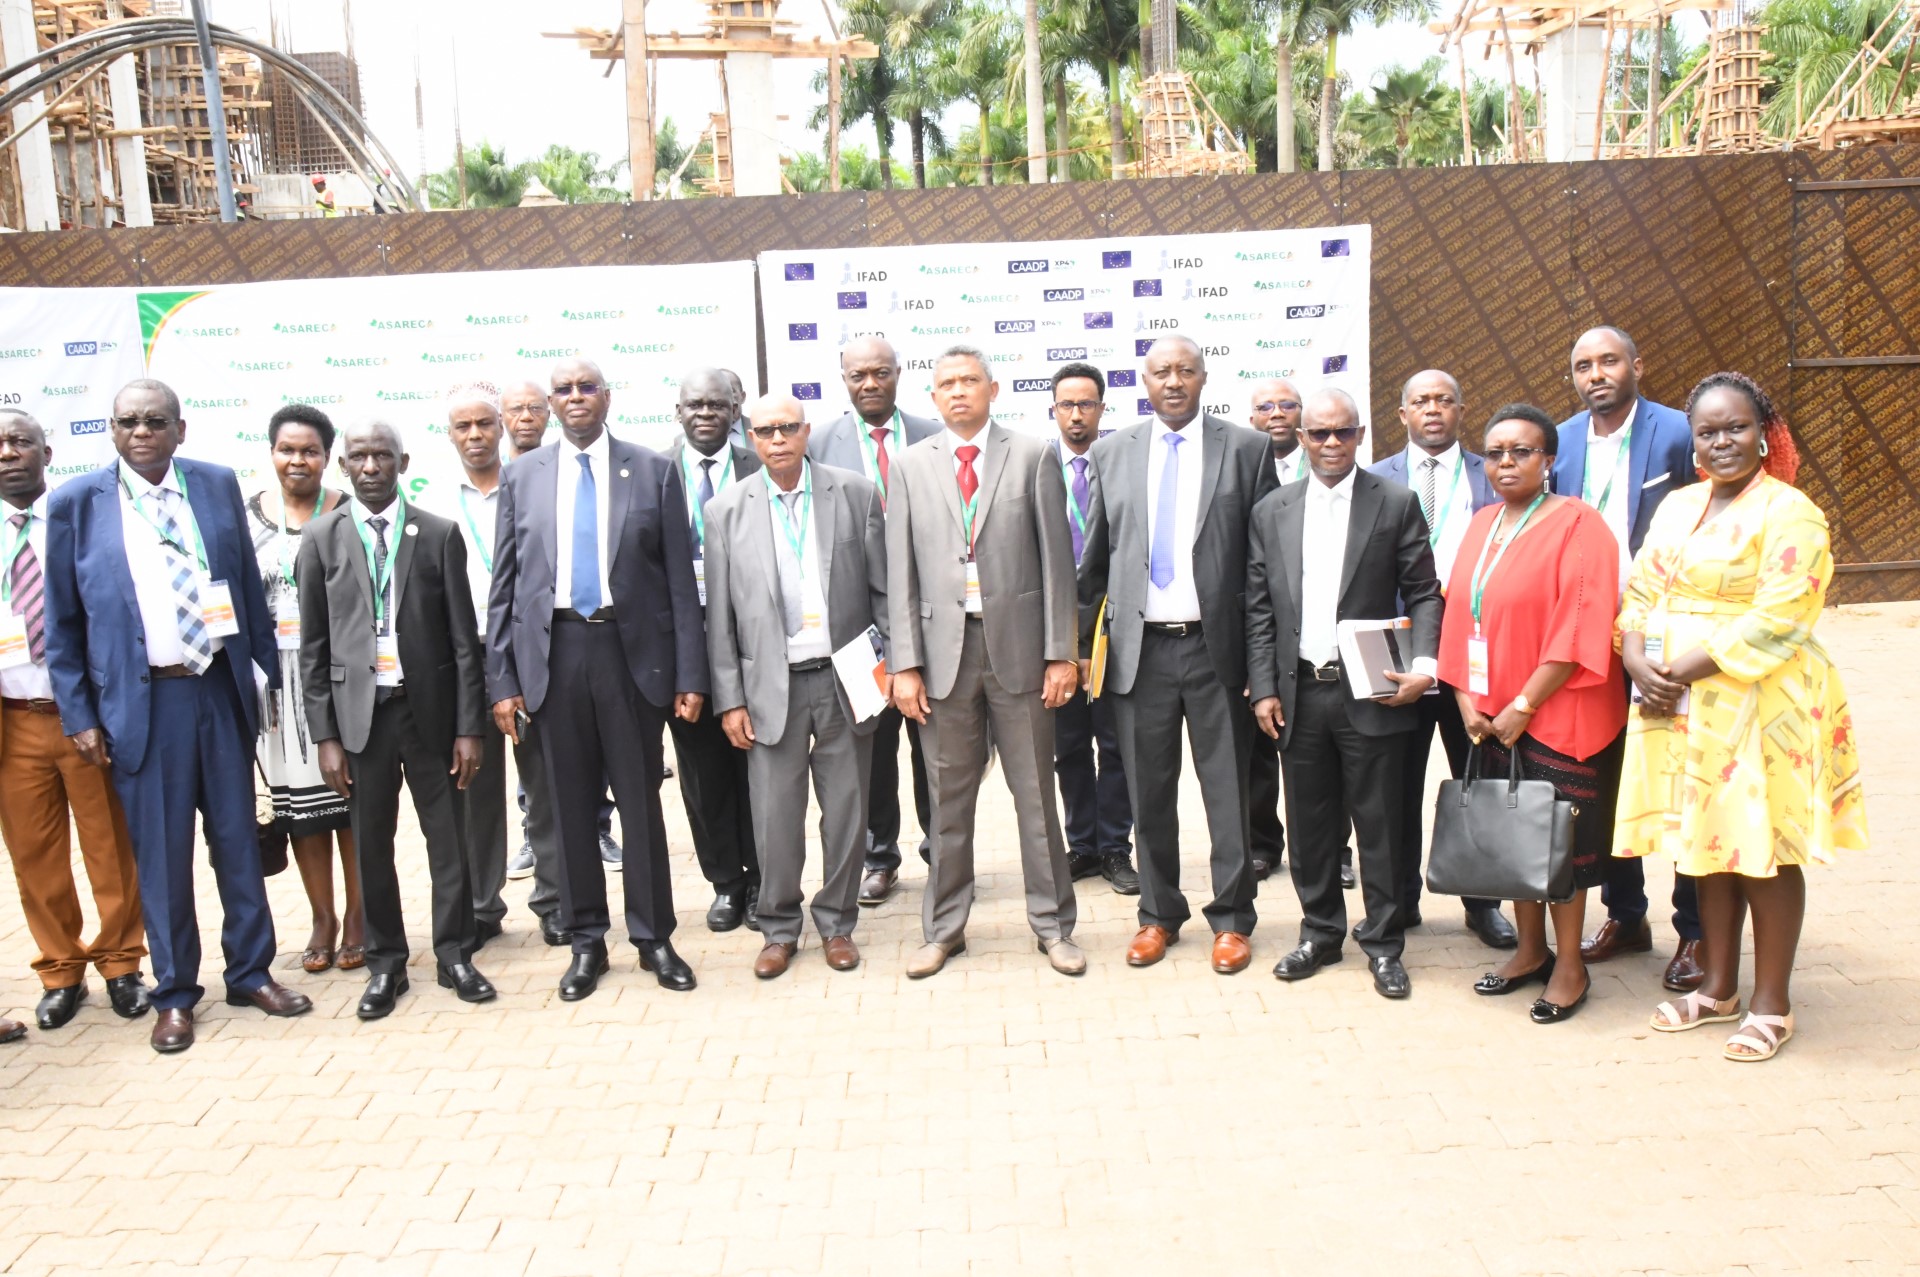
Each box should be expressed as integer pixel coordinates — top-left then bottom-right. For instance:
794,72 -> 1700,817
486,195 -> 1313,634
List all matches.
969,422 -> 1011,542
1555,411 -> 1590,499
606,438 -> 632,571
342,510 -> 375,618
744,479 -> 782,617
176,461 -> 220,578
1338,472 -> 1383,602
1278,488 -> 1305,613
390,503 -> 417,621
1194,415 -> 1227,534
926,432 -> 967,543
1125,421 -> 1151,521
811,462 -> 837,604
1625,396 -> 1653,533
92,475 -> 142,633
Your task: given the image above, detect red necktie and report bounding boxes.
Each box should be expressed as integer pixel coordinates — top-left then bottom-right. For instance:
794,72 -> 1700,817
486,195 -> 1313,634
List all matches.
869,427 -> 891,499
955,444 -> 979,506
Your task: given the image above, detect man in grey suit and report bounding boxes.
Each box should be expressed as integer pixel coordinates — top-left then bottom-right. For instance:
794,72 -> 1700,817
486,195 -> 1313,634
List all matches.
887,345 -> 1084,979
297,422 -> 494,1019
808,335 -> 941,905
705,393 -> 888,979
1078,335 -> 1278,977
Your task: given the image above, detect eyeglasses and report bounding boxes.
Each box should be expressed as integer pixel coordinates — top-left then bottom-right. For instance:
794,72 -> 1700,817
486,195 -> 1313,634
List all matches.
1484,446 -> 1547,463
551,381 -> 602,397
1302,426 -> 1363,444
1254,400 -> 1302,414
1053,399 -> 1102,413
1407,394 -> 1458,409
749,422 -> 805,439
111,414 -> 176,431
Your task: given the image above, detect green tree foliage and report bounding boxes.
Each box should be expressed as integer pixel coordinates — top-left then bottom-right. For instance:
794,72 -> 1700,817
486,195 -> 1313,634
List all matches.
1758,0 -> 1918,135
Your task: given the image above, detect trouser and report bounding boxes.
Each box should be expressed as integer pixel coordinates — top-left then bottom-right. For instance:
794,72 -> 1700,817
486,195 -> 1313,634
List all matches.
1108,628 -> 1257,936
1052,687 -> 1133,859
463,721 -> 509,927
1248,729 -> 1286,864
920,619 -> 1076,946
748,665 -> 872,946
348,694 -> 476,975
518,778 -> 612,838
539,619 -> 674,951
513,732 -> 562,922
1281,672 -> 1408,960
668,708 -> 760,889
864,704 -> 930,871
0,702 -> 146,988
109,656 -> 276,1011
1398,691 -> 1499,917
1602,855 -> 1703,940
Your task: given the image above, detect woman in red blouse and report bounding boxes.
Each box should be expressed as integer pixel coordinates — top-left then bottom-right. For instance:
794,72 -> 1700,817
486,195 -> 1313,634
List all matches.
1438,404 -> 1628,1024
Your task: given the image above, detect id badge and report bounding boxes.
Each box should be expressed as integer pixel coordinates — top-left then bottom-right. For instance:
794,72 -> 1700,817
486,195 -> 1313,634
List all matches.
1466,634 -> 1490,697
964,559 -> 981,611
200,578 -> 241,637
800,607 -> 825,639
275,594 -> 302,651
693,554 -> 707,608
0,611 -> 30,670
374,634 -> 402,687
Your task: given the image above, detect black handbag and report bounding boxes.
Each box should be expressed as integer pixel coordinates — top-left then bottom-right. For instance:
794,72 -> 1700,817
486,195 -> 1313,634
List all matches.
253,761 -> 289,877
1426,742 -> 1579,904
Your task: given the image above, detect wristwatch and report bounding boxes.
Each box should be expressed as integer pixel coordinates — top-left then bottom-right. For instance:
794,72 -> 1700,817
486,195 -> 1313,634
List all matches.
1510,693 -> 1536,715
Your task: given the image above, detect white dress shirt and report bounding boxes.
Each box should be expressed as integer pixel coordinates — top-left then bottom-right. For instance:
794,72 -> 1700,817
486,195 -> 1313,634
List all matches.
1144,416 -> 1204,622
1273,446 -> 1307,485
1406,442 -> 1474,584
451,479 -> 497,636
945,425 -> 991,614
553,428 -> 614,613
769,466 -> 832,664
681,439 -> 739,536
351,495 -> 406,683
1298,469 -> 1355,666
0,493 -> 52,699
1583,399 -> 1637,583
118,459 -> 219,668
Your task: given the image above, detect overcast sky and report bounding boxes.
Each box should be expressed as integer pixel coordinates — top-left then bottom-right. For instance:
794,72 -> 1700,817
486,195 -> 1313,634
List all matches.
207,1 -> 1467,190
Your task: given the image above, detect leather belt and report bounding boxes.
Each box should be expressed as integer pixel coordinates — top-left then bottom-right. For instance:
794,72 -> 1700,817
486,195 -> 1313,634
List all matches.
1,697 -> 60,715
554,607 -> 616,623
1144,620 -> 1203,637
149,664 -> 194,680
1300,658 -> 1343,682
788,657 -> 832,673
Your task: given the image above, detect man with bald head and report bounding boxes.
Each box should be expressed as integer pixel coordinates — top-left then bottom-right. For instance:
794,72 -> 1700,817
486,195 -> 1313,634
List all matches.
487,357 -> 709,1000
1078,335 -> 1278,975
704,394 -> 887,978
810,335 -> 941,905
1249,378 -> 1308,486
298,421 -> 493,1018
668,367 -> 763,932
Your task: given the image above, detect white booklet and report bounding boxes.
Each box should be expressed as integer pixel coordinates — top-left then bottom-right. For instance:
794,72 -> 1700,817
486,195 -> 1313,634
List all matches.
1631,633 -> 1691,716
832,625 -> 891,723
1336,617 -> 1413,700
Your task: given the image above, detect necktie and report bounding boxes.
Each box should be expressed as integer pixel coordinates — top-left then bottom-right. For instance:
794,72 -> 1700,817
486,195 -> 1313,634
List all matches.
1149,432 -> 1183,590
571,453 -> 601,614
778,491 -> 803,637
955,444 -> 980,547
367,515 -> 391,636
1421,457 -> 1439,527
9,512 -> 43,663
148,488 -> 213,675
1068,455 -> 1090,566
695,458 -> 717,551
869,426 -> 891,499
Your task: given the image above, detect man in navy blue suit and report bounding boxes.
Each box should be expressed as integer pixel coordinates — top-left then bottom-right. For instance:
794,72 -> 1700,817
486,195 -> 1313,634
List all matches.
45,379 -> 312,1053
1370,370 -> 1515,949
1551,326 -> 1703,992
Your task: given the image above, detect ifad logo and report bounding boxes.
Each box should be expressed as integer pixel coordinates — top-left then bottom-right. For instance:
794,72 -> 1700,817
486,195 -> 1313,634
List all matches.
837,292 -> 867,310
1011,378 -> 1052,393
1133,279 -> 1162,298
1046,347 -> 1087,361
1321,238 -> 1350,257
784,262 -> 815,282
69,418 -> 107,435
1007,259 -> 1049,274
1108,370 -> 1136,388
792,383 -> 822,401
1042,288 -> 1084,303
994,320 -> 1036,334
788,323 -> 819,341
1084,312 -> 1113,330
1101,250 -> 1133,269
1322,354 -> 1349,373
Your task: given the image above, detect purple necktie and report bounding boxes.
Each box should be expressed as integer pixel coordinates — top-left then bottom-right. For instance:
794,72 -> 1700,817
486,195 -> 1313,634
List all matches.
1069,455 -> 1090,565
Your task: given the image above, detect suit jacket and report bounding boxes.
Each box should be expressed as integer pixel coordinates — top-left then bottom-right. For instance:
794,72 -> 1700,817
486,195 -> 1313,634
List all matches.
1244,469 -> 1443,749
1076,413 -> 1279,695
1369,445 -> 1498,512
886,421 -> 1077,699
1551,396 -> 1696,554
295,503 -> 487,755
704,463 -> 888,746
485,433 -> 708,713
44,458 -> 276,773
808,408 -> 941,482
667,435 -> 762,558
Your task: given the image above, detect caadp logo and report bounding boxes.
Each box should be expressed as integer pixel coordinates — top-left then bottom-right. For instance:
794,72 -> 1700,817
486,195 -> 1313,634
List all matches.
1133,279 -> 1162,298
836,292 -> 867,310
1101,250 -> 1133,269
1107,370 -> 1136,388
1321,238 -> 1350,258
788,322 -> 818,341
1286,304 -> 1328,319
784,262 -> 815,281
1083,312 -> 1114,330
1042,287 -> 1085,303
1046,347 -> 1087,361
1011,378 -> 1052,393
63,341 -> 100,357
994,319 -> 1036,334
1007,259 -> 1049,274
792,383 -> 822,401
69,418 -> 108,436
1322,354 -> 1349,373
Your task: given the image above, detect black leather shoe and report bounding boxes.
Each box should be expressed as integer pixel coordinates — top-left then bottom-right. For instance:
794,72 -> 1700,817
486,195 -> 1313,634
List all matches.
1530,975 -> 1592,1024
35,983 -> 86,1030
1370,955 -> 1412,999
636,940 -> 696,992
560,946 -> 611,1001
1339,852 -> 1357,890
1102,854 -> 1141,896
1475,951 -> 1556,997
1273,940 -> 1343,981
1066,850 -> 1104,881
356,972 -> 409,1020
437,963 -> 497,1003
706,886 -> 746,932
473,918 -> 505,950
1465,906 -> 1519,950
744,883 -> 762,934
539,912 -> 569,947
1250,854 -> 1274,881
105,973 -> 150,1019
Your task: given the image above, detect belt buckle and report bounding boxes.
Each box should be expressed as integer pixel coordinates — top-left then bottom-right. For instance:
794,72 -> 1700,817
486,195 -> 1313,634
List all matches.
1313,662 -> 1341,682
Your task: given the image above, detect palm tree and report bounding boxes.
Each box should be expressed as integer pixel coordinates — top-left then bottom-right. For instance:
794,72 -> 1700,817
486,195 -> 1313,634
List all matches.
533,146 -> 627,203
879,0 -> 960,188
1758,0 -> 1916,135
1257,0 -> 1324,171
814,0 -> 900,187
1022,0 -> 1047,182
1347,62 -> 1451,165
423,141 -> 529,208
929,3 -> 1020,186
1184,21 -> 1279,164
1052,0 -> 1142,173
1307,0 -> 1435,171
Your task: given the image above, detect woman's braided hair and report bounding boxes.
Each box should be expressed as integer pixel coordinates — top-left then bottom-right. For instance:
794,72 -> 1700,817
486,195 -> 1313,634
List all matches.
1684,371 -> 1800,485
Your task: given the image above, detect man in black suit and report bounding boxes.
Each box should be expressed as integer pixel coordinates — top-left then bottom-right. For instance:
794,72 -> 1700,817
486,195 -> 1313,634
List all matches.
1077,335 -> 1278,976
667,368 -> 762,933
1246,388 -> 1443,999
298,422 -> 493,1019
1245,378 -> 1305,883
487,357 -> 708,1001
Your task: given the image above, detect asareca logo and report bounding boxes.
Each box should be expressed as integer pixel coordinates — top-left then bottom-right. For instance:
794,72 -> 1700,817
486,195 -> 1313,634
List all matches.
909,324 -> 970,336
918,264 -> 980,275
656,304 -> 714,317
40,384 -> 87,397
1233,250 -> 1295,262
958,292 -> 1017,304
183,327 -> 241,338
278,393 -> 343,404
1201,311 -> 1259,323
516,347 -> 578,359
371,318 -> 433,331
376,390 -> 436,402
271,322 -> 335,334
185,396 -> 248,409
324,355 -> 388,368
0,347 -> 41,359
465,313 -> 528,326
229,359 -> 292,373
421,352 -> 482,364
614,411 -> 675,426
1256,338 -> 1311,349
565,308 -> 628,321
613,341 -> 675,354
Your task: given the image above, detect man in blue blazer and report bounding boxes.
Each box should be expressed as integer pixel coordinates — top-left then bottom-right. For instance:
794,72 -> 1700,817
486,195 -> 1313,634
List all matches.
1551,326 -> 1703,991
44,379 -> 312,1053
1369,370 -> 1515,950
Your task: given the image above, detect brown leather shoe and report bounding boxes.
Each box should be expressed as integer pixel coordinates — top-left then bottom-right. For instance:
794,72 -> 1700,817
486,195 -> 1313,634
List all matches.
858,867 -> 897,906
822,936 -> 860,971
223,980 -> 314,1017
0,1016 -> 25,1044
1126,925 -> 1177,967
1662,939 -> 1706,992
150,1008 -> 193,1053
1579,917 -> 1652,963
1211,931 -> 1252,975
753,942 -> 797,980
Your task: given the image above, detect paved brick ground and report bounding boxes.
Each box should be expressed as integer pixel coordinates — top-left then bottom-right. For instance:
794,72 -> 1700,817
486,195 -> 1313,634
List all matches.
0,602 -> 1914,1276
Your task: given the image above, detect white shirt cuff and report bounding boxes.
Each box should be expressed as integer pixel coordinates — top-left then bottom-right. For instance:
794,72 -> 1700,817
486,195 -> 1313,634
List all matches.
1410,656 -> 1439,680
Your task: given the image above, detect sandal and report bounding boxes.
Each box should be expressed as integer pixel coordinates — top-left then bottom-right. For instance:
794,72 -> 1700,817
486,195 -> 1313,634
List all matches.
1650,990 -> 1742,1033
300,947 -> 335,974
336,944 -> 367,971
1724,1012 -> 1794,1062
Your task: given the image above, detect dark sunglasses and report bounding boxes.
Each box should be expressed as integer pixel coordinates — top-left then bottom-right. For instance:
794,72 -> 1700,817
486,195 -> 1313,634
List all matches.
551,381 -> 602,397
1302,426 -> 1362,444
112,414 -> 177,431
749,422 -> 805,439
1484,446 -> 1547,463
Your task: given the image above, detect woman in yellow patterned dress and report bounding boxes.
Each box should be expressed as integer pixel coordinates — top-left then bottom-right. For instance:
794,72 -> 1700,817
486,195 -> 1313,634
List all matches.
1615,372 -> 1866,1062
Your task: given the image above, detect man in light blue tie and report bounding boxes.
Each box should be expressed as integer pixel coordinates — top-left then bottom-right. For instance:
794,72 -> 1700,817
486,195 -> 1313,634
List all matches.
1077,336 -> 1279,975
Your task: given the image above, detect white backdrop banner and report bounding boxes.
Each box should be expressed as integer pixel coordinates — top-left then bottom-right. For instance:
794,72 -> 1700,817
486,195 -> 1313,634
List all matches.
0,288 -> 146,485
757,224 -> 1372,438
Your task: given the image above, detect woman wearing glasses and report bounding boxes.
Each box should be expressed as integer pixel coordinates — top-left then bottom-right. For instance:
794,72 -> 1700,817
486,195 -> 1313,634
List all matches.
248,404 -> 363,974
1436,404 -> 1627,1023
1616,373 -> 1865,1061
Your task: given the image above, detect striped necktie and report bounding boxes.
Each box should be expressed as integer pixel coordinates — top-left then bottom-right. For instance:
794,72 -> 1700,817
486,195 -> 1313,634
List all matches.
147,488 -> 213,675
9,512 -> 43,663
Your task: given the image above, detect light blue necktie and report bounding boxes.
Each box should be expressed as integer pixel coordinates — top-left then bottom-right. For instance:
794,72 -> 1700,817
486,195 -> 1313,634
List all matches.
570,453 -> 601,613
1149,432 -> 1183,590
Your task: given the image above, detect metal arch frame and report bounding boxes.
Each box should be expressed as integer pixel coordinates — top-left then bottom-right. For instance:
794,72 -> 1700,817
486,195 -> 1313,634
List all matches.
0,17 -> 423,212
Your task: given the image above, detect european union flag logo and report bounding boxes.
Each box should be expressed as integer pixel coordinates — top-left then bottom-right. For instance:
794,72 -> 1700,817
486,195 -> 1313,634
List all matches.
1102,250 -> 1133,269
792,382 -> 822,400
785,263 -> 815,281
1133,279 -> 1162,298
788,322 -> 818,341
1136,398 -> 1153,416
1322,355 -> 1348,373
837,292 -> 867,310
1320,239 -> 1350,258
1084,311 -> 1113,330
1135,338 -> 1154,357
1108,370 -> 1136,388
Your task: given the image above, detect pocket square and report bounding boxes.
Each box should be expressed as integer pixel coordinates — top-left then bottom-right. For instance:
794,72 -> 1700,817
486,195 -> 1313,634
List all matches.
1641,473 -> 1671,490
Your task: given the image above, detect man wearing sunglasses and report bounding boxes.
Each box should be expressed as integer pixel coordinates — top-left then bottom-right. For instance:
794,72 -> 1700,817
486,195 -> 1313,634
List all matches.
667,369 -> 763,935
1249,379 -> 1308,486
487,358 -> 708,1001
1077,335 -> 1279,976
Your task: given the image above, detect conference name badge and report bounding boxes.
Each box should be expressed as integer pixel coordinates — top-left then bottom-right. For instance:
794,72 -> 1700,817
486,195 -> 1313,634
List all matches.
800,607 -> 824,639
693,553 -> 707,608
375,635 -> 402,687
1466,635 -> 1490,697
0,613 -> 29,670
276,595 -> 302,651
201,579 -> 241,637
964,560 -> 981,610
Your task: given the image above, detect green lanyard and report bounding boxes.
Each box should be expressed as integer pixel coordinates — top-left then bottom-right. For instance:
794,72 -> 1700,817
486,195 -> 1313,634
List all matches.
1060,454 -> 1088,535
0,509 -> 31,605
1583,424 -> 1632,515
1469,492 -> 1547,631
1420,451 -> 1466,549
278,487 -> 324,588
456,485 -> 494,574
683,445 -> 734,552
858,411 -> 898,495
764,465 -> 813,578
120,464 -> 208,572
350,499 -> 407,628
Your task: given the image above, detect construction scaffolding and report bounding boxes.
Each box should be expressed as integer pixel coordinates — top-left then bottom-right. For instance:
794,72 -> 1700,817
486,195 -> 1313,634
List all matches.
1788,0 -> 1920,149
264,49 -> 362,175
1116,71 -> 1250,179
